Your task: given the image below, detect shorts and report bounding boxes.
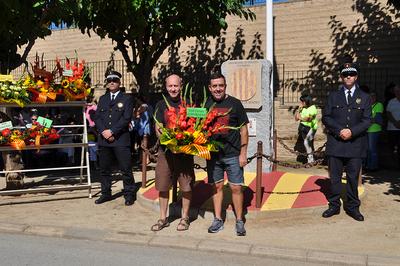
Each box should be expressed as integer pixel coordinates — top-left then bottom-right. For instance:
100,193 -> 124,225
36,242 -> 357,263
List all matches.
206,156 -> 244,185
155,148 -> 195,192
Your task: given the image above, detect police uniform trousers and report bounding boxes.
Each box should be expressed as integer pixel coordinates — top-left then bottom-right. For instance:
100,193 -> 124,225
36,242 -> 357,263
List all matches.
328,156 -> 362,211
98,145 -> 135,199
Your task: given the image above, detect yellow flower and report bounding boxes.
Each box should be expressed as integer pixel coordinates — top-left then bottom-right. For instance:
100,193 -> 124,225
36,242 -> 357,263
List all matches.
36,80 -> 44,88
74,79 -> 84,89
193,130 -> 201,138
61,79 -> 70,89
23,77 -> 31,86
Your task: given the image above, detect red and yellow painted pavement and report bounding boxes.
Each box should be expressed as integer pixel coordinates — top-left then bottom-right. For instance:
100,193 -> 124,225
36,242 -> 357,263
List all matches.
138,171 -> 365,212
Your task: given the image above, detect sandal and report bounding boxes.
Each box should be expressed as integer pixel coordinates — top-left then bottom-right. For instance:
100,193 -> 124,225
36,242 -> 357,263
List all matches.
176,217 -> 190,231
151,219 -> 170,232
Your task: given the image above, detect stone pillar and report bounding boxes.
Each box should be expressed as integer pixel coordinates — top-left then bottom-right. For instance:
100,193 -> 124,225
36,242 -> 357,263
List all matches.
221,59 -> 273,172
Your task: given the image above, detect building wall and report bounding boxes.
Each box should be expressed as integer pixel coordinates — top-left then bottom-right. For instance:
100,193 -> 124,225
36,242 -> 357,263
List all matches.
26,0 -> 400,73
274,0 -> 400,70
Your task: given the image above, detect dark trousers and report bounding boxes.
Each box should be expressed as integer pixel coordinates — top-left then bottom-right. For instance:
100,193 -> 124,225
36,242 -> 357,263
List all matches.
328,156 -> 362,211
98,146 -> 135,199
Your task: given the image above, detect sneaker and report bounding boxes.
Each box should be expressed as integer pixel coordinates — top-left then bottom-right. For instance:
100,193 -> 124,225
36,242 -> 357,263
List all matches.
208,218 -> 224,233
235,220 -> 246,236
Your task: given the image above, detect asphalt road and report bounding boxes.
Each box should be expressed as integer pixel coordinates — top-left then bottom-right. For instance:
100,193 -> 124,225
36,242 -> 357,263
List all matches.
0,233 -> 324,266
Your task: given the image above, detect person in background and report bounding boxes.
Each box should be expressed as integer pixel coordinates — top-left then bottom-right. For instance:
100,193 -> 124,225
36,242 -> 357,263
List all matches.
58,116 -> 77,165
85,98 -> 98,170
365,91 -> 383,171
133,95 -> 153,164
25,113 -> 38,129
386,85 -> 400,162
295,94 -> 318,163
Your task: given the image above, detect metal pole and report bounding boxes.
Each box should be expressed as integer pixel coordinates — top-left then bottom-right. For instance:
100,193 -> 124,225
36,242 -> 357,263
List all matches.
266,0 -> 275,169
82,104 -> 92,198
272,129 -> 277,171
256,141 -> 263,208
141,135 -> 148,188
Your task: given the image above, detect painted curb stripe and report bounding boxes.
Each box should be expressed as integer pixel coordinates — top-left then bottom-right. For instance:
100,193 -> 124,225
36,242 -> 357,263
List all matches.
139,171 -> 336,211
246,171 -> 285,210
261,172 -> 310,211
291,175 -> 329,208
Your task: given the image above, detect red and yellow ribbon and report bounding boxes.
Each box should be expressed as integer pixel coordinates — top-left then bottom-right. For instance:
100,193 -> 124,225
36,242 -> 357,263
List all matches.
10,139 -> 26,150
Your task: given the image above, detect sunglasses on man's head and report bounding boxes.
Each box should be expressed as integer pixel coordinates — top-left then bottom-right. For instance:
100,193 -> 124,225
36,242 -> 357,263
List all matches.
106,77 -> 120,83
341,71 -> 357,78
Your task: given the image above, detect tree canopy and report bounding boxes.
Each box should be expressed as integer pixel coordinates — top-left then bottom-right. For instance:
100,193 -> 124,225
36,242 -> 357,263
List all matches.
0,0 -> 68,74
388,0 -> 400,10
69,0 -> 255,94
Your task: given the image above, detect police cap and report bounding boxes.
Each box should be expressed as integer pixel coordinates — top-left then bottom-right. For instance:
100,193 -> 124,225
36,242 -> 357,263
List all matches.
339,62 -> 359,76
106,70 -> 122,80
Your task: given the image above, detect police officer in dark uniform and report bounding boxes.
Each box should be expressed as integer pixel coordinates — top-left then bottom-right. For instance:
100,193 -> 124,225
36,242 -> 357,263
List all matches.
322,63 -> 371,221
94,71 -> 136,206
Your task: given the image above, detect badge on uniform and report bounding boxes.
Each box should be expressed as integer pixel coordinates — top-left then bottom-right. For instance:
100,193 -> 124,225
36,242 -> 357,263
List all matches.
356,98 -> 361,104
117,102 -> 124,108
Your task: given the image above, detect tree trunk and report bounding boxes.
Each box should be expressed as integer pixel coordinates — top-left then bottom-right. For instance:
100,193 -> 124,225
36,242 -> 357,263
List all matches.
2,151 -> 25,190
133,63 -> 153,96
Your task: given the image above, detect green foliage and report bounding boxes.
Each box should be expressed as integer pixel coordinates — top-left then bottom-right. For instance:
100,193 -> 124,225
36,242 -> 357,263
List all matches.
71,0 -> 255,93
0,0 -> 73,74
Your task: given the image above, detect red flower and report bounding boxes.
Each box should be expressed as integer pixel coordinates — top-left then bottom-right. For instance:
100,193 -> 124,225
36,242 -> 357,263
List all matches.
1,128 -> 11,137
179,121 -> 187,129
175,133 -> 184,140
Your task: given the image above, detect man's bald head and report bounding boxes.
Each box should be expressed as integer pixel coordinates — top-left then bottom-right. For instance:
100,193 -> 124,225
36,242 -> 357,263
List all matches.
165,74 -> 182,100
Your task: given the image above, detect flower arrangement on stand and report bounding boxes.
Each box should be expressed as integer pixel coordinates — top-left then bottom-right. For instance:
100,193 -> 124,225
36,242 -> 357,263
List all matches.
0,124 -> 60,151
3,53 -> 94,105
0,128 -> 26,150
25,122 -> 60,147
0,80 -> 31,107
155,87 -> 235,160
57,56 -> 91,101
25,53 -> 59,103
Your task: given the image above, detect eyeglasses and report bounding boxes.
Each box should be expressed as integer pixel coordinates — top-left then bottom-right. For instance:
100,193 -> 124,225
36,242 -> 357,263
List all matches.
341,72 -> 357,78
31,118 -> 37,121
106,78 -> 120,83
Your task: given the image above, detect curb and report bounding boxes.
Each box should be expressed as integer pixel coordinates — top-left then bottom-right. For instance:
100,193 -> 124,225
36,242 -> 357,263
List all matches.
136,190 -> 367,221
0,222 -> 399,266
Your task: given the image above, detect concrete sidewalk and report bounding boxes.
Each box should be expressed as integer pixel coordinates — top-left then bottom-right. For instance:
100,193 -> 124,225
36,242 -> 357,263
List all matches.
0,166 -> 399,265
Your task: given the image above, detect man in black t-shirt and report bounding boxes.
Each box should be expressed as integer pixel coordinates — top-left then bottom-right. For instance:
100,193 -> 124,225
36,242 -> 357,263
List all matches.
151,74 -> 195,232
205,73 -> 249,236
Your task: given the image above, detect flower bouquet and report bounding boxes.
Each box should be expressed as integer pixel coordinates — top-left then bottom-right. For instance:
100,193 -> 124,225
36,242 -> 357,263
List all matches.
57,56 -> 91,101
25,53 -> 59,103
25,122 -> 60,147
0,80 -> 31,107
0,128 -> 27,150
155,87 -> 234,160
